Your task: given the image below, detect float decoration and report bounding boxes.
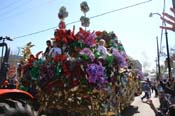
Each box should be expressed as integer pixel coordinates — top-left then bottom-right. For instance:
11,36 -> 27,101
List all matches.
80,1 -> 90,28
18,2 -> 143,116
58,6 -> 68,29
21,42 -> 34,61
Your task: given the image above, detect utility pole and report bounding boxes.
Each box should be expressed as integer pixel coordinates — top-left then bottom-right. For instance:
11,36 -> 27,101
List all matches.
156,36 -> 161,80
165,30 -> 171,79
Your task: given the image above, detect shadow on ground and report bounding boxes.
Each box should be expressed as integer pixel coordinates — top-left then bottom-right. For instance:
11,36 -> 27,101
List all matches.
121,105 -> 140,116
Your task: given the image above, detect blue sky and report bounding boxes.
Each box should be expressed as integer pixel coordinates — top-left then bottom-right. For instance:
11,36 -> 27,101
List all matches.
0,0 -> 174,71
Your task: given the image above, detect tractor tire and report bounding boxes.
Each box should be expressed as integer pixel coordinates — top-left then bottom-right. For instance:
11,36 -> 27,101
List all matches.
0,99 -> 37,116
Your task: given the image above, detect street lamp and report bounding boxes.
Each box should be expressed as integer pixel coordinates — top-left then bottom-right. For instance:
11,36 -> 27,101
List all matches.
149,12 -> 161,17
149,12 -> 171,79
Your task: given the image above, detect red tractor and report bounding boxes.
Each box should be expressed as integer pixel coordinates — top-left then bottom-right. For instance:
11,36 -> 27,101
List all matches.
0,37 -> 36,116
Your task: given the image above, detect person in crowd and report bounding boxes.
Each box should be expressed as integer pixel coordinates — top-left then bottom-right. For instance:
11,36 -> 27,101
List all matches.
160,7 -> 175,32
159,7 -> 175,112
44,40 -> 52,59
160,80 -> 175,97
159,90 -> 171,115
143,78 -> 175,116
151,79 -> 159,97
167,104 -> 175,116
145,99 -> 164,116
146,99 -> 175,116
160,79 -> 175,105
141,79 -> 151,102
48,41 -> 62,58
151,80 -> 155,93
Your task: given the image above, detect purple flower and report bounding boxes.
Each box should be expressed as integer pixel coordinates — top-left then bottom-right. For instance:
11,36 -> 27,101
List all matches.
112,49 -> 127,68
86,32 -> 96,47
86,63 -> 107,86
46,64 -> 55,79
80,48 -> 95,61
134,69 -> 144,79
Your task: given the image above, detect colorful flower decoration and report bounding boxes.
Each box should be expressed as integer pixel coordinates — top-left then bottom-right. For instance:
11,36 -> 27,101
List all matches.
80,1 -> 90,28
58,6 -> 68,29
112,49 -> 127,68
18,29 -> 143,115
17,3 -> 143,115
80,48 -> 95,62
134,69 -> 144,79
58,6 -> 68,20
80,16 -> 90,28
80,1 -> 89,13
86,62 -> 107,86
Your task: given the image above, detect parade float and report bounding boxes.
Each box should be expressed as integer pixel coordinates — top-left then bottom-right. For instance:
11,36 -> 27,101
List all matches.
17,2 -> 143,115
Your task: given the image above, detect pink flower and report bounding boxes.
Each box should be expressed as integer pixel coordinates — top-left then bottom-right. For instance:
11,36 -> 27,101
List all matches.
80,48 -> 95,61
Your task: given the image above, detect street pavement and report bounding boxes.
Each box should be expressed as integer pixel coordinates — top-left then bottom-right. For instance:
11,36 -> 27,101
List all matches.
121,92 -> 160,116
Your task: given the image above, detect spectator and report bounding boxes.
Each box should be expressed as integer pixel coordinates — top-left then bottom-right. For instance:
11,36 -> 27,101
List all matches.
145,99 -> 164,116
160,7 -> 175,32
152,79 -> 175,115
160,80 -> 175,97
146,99 -> 175,116
159,91 -> 171,114
167,104 -> 175,116
152,79 -> 159,97
159,79 -> 175,105
141,79 -> 151,102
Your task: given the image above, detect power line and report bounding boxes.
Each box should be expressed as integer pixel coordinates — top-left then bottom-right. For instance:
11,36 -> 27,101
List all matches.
0,0 -> 32,18
0,0 -> 57,21
0,0 -> 20,11
13,26 -> 57,39
13,19 -> 82,39
13,0 -> 152,40
90,0 -> 152,19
